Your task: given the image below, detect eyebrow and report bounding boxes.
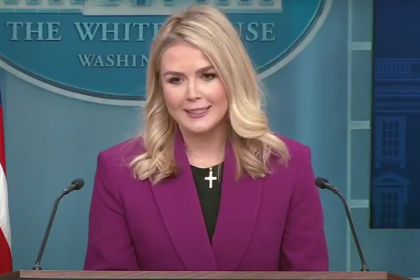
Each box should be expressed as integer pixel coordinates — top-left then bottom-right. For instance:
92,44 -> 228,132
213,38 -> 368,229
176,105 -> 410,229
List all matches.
162,65 -> 214,76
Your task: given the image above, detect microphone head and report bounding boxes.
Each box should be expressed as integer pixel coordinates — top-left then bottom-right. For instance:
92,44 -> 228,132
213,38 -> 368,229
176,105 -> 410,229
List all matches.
71,178 -> 85,190
315,177 -> 329,189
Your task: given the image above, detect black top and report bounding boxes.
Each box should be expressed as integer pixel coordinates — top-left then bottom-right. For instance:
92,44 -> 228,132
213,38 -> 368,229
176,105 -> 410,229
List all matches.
190,163 -> 224,243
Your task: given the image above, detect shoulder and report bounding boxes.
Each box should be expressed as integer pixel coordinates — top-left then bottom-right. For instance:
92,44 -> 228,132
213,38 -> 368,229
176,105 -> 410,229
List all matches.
96,137 -> 146,175
276,134 -> 311,162
270,134 -> 313,179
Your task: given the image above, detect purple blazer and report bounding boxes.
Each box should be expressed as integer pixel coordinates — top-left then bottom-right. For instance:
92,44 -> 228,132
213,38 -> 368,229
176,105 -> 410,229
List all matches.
83,133 -> 329,271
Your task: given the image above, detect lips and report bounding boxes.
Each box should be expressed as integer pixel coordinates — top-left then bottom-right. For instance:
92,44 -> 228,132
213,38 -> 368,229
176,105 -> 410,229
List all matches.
184,106 -> 210,115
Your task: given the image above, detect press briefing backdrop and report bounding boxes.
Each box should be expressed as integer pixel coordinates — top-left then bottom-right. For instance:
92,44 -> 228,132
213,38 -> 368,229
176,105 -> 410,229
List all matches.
1,0 -> 418,278
370,0 -> 420,230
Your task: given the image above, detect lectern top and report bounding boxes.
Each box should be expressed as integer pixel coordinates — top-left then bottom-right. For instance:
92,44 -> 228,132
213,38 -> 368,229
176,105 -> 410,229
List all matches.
0,271 -> 412,280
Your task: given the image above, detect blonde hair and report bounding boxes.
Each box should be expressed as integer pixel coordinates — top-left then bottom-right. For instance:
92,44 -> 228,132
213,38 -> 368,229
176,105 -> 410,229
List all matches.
129,5 -> 290,185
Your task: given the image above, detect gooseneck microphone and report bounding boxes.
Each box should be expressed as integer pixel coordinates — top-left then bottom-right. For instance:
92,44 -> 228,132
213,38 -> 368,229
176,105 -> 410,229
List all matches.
33,178 -> 85,271
315,177 -> 369,272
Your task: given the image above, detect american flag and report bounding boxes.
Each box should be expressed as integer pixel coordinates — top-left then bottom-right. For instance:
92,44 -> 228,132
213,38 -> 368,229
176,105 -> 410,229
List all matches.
0,85 -> 12,274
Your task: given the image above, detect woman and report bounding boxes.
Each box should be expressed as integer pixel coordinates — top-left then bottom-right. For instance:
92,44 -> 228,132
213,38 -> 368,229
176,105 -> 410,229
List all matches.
83,5 -> 329,272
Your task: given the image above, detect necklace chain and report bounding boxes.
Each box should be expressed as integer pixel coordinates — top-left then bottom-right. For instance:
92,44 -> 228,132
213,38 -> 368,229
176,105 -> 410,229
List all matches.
185,144 -> 224,189
185,144 -> 224,167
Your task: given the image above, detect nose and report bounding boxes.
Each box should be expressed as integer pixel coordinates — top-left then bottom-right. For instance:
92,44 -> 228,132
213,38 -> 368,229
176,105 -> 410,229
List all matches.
186,80 -> 201,100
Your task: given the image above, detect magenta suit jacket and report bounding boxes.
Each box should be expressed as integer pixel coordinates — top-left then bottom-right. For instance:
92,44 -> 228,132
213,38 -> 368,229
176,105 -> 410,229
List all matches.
83,133 -> 329,271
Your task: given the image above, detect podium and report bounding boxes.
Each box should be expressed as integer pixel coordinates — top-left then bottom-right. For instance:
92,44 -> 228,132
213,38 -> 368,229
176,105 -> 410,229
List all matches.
0,271 -> 412,280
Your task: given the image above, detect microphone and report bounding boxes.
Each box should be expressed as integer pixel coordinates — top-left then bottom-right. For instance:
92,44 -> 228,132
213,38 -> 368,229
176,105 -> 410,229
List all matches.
33,178 -> 85,271
315,177 -> 369,272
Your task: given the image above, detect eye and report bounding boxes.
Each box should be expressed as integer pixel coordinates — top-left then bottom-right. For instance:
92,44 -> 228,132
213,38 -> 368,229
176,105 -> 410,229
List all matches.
168,77 -> 183,85
202,73 -> 216,81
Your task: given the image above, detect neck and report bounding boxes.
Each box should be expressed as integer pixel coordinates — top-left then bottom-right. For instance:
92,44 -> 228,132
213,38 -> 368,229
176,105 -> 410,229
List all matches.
179,124 -> 228,167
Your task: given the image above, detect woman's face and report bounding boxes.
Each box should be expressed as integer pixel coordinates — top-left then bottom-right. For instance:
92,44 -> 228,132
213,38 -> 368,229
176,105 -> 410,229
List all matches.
160,42 -> 229,137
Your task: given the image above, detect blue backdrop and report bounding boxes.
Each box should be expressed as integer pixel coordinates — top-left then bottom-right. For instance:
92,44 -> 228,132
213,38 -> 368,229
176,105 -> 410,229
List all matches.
370,0 -> 420,230
1,0 -> 420,279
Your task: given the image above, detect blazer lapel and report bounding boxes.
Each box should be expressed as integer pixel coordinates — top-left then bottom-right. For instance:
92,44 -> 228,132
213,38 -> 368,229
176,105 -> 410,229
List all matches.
212,142 -> 264,271
150,131 -> 218,271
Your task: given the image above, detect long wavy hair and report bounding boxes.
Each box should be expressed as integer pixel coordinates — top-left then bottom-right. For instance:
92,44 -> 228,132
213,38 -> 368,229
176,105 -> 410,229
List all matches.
129,5 -> 290,185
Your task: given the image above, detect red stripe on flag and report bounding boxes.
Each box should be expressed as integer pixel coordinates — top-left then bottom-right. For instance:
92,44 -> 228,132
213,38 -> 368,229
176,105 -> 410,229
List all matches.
0,107 -> 5,173
0,229 -> 12,274
0,87 -> 11,274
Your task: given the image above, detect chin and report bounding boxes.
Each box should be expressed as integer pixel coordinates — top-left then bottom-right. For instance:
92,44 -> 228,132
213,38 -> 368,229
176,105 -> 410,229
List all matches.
183,125 -> 216,135
176,112 -> 227,135
179,120 -> 219,135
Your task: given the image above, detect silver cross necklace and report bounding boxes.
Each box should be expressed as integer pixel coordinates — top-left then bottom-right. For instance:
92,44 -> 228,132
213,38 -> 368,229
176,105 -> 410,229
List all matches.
186,146 -> 224,189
